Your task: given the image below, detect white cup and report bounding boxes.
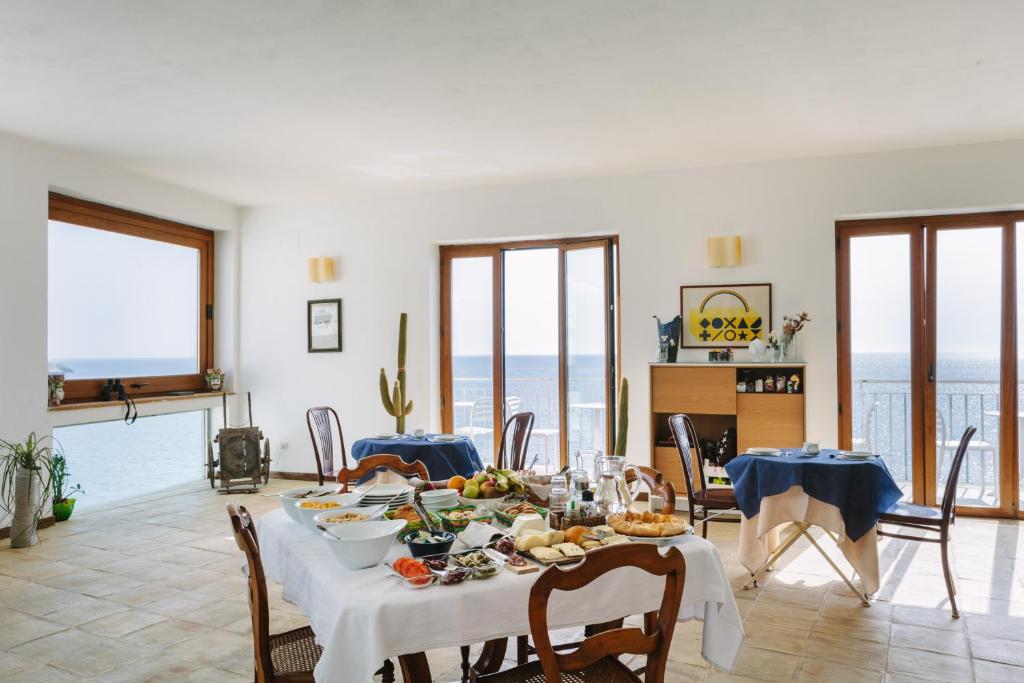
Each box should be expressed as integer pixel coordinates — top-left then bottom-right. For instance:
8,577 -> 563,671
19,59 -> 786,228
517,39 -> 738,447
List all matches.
802,442 -> 820,455
413,428 -> 426,438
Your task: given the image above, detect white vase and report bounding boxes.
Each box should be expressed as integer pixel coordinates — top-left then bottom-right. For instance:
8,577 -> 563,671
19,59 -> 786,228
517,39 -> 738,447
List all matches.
11,466 -> 41,548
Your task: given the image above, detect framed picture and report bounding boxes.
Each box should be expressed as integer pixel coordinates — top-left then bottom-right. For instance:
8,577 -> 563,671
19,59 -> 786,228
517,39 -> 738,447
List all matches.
680,283 -> 772,348
308,299 -> 342,352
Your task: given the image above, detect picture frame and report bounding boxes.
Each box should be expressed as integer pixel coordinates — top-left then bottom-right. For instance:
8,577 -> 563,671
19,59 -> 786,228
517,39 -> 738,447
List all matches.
307,298 -> 343,352
680,283 -> 772,348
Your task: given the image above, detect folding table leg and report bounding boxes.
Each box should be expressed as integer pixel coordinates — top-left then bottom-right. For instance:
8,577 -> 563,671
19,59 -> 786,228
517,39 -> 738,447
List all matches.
801,528 -> 870,606
743,523 -> 806,590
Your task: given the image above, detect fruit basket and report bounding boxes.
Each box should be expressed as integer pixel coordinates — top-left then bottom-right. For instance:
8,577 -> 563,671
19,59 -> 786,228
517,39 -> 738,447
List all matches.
493,501 -> 548,527
436,506 -> 493,533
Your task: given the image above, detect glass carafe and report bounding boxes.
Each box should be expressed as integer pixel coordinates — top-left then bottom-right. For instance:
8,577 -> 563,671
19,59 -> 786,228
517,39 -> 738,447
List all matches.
594,455 -> 641,514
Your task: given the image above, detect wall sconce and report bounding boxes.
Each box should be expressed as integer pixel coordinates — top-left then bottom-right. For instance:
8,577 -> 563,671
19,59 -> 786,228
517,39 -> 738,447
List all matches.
307,257 -> 336,283
707,236 -> 742,268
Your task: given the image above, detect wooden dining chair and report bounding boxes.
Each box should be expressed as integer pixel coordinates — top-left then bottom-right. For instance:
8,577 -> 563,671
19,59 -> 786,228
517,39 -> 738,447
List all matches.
306,406 -> 347,486
877,425 -> 976,618
336,453 -> 429,491
668,414 -> 738,537
227,504 -> 395,682
480,543 -> 686,683
497,411 -> 535,470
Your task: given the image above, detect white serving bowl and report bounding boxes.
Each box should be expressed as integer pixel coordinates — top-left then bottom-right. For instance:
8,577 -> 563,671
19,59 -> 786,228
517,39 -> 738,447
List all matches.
320,519 -> 407,570
420,489 -> 458,502
294,493 -> 364,528
279,486 -> 344,523
313,505 -> 385,529
459,495 -> 507,509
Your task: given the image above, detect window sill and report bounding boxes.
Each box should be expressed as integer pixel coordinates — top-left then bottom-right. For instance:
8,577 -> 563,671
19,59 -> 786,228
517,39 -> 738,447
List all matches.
48,391 -> 232,412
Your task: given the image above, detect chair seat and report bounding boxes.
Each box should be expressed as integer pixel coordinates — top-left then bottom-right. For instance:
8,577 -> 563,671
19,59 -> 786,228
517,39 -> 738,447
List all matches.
270,626 -> 322,674
692,488 -> 737,509
880,501 -> 943,526
477,656 -> 640,682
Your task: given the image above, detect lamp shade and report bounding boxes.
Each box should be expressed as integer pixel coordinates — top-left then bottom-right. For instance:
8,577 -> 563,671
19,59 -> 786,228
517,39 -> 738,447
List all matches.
707,236 -> 741,268
307,257 -> 336,282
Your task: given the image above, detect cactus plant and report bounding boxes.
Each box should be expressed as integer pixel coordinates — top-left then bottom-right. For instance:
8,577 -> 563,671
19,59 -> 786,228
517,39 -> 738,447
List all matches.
613,377 -> 629,456
379,312 -> 414,433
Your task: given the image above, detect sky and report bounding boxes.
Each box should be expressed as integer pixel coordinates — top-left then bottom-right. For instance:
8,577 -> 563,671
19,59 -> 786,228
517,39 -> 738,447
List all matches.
48,221 -> 198,361
451,246 -> 606,356
849,228 -> 1005,356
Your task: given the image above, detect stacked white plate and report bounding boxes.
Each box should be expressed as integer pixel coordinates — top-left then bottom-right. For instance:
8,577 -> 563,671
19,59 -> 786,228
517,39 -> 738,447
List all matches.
357,483 -> 415,510
420,488 -> 459,512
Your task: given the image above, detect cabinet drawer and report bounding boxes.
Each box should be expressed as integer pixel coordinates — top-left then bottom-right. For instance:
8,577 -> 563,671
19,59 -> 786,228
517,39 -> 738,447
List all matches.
736,394 -> 805,452
651,367 -> 736,415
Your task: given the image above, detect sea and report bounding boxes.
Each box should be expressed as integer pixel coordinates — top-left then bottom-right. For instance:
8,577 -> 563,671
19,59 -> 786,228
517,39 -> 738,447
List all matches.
49,353 -> 1012,508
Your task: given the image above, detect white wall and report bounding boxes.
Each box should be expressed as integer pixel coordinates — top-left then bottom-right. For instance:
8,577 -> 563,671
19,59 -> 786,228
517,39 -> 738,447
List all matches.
242,139 -> 1024,474
0,130 -> 239,445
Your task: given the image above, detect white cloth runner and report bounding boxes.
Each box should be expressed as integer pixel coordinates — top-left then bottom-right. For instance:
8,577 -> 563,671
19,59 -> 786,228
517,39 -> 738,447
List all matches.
737,484 -> 883,593
256,509 -> 744,682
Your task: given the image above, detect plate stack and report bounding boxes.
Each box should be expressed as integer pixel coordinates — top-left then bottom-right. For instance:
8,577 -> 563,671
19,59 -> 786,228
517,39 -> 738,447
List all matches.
420,488 -> 459,513
358,483 -> 415,510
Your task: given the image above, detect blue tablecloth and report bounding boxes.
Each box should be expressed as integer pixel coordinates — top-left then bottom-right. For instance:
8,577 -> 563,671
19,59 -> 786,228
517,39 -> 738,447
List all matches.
724,449 -> 902,542
351,435 -> 484,482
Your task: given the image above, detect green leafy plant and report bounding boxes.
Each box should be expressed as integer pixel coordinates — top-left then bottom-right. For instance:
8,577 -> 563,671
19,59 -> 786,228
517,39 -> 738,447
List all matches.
0,433 -> 54,546
613,377 -> 629,456
50,451 -> 83,504
379,312 -> 413,433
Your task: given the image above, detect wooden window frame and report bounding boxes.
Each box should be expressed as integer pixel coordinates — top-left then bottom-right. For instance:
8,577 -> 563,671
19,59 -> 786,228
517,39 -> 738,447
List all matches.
836,211 -> 1021,519
49,192 -> 215,403
440,236 -> 620,466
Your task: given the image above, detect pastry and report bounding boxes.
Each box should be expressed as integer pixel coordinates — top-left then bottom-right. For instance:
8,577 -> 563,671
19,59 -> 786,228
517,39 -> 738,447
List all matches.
607,511 -> 688,537
563,525 -> 589,545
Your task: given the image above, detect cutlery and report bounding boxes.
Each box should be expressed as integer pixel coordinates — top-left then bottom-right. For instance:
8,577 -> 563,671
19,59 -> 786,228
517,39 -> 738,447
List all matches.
413,500 -> 441,533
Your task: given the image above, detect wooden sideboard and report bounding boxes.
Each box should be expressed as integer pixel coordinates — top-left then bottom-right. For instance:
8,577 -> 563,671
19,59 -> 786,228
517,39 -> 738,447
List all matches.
650,362 -> 807,495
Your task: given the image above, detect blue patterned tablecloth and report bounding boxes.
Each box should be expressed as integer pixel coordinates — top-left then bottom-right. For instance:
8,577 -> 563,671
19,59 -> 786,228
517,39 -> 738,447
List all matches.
351,435 -> 484,482
724,449 -> 902,541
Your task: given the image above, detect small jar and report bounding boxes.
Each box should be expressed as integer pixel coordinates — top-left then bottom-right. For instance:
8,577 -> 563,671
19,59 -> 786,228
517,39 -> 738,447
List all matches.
755,378 -> 764,392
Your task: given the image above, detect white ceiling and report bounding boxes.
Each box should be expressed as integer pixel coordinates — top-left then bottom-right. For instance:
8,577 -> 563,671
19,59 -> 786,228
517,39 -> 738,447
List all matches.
3,1 -> 1024,205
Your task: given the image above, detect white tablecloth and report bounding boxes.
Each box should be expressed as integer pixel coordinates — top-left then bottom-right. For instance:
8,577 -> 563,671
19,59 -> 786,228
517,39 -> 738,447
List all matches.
256,509 -> 744,682
737,485 -> 883,593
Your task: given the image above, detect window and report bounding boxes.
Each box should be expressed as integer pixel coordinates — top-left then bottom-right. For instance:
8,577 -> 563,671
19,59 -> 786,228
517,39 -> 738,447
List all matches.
441,237 -> 619,470
48,193 -> 214,402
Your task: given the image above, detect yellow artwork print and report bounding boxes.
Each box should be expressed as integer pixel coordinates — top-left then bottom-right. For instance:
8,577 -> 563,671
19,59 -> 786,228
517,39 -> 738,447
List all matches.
688,289 -> 765,344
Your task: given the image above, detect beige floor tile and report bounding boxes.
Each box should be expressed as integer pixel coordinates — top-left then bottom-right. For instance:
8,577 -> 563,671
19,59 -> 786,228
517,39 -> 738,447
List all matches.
80,609 -> 169,638
889,622 -> 968,657
812,615 -> 891,644
885,646 -> 973,682
0,612 -> 67,648
797,657 -> 884,683
122,619 -> 211,649
973,658 -> 1024,683
804,630 -> 888,671
9,628 -> 149,677
731,646 -> 801,681
743,599 -> 819,631
890,604 -> 964,632
744,624 -> 809,656
970,633 -> 1024,667
165,629 -> 252,668
0,664 -> 84,682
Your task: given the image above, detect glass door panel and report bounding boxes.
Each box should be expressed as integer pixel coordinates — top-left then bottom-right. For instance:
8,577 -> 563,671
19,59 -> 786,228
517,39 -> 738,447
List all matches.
449,256 -> 497,460
503,249 -> 560,472
933,227 -> 1003,508
848,234 -> 914,499
564,244 -> 611,462
1018,223 -> 1024,510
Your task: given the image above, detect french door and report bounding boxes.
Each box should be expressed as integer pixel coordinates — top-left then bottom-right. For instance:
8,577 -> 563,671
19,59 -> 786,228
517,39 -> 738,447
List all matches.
440,237 -> 619,470
837,214 -> 1020,517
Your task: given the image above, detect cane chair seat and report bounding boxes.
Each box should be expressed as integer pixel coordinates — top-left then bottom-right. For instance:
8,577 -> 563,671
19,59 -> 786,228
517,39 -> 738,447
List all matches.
269,626 -> 323,675
690,488 -> 737,508
479,656 -> 639,682
881,501 -> 944,525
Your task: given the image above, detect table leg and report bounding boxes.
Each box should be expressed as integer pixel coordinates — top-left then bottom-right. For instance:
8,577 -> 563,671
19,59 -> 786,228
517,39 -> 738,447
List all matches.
743,523 -> 806,590
398,652 -> 432,683
472,639 -> 509,676
801,528 -> 870,606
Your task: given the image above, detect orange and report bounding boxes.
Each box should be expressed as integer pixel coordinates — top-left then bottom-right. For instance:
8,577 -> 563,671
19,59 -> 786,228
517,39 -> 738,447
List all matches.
447,475 -> 467,491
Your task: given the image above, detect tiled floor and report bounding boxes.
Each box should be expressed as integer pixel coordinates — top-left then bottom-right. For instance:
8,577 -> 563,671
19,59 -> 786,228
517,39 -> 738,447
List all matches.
2,480 -> 1023,682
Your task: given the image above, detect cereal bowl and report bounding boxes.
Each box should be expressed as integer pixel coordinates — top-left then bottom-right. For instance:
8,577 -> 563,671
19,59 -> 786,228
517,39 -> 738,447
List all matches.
294,493 -> 364,528
278,485 -> 344,523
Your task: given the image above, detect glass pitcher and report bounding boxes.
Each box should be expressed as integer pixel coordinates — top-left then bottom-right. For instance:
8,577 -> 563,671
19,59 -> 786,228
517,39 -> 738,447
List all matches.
594,455 -> 641,514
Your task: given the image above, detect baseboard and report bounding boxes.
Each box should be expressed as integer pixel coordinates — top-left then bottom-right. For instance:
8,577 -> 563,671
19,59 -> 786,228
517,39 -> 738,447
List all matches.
270,471 -> 320,481
0,515 -> 56,540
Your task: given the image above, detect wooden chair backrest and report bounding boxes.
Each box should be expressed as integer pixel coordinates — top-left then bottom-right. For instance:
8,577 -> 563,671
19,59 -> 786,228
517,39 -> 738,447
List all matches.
497,411 -> 535,471
227,503 -> 273,682
626,465 -> 677,515
336,454 -> 429,492
528,543 -> 686,682
668,414 -> 706,501
306,406 -> 347,486
941,426 -> 976,523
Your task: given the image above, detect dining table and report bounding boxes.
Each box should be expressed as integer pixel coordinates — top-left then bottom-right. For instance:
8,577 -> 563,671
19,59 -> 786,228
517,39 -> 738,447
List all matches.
351,434 -> 485,482
256,509 -> 745,682
725,448 -> 903,602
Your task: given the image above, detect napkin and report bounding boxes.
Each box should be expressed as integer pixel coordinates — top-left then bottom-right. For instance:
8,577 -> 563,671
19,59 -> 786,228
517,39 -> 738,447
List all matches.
458,521 -> 506,548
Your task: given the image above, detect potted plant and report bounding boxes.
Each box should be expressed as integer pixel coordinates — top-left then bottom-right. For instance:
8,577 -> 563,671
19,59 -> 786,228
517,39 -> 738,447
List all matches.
50,451 -> 83,522
205,368 -> 225,391
0,433 -> 54,548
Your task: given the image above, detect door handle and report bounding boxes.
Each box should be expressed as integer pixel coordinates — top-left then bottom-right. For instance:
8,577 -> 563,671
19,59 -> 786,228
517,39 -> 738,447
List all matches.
928,362 -> 935,383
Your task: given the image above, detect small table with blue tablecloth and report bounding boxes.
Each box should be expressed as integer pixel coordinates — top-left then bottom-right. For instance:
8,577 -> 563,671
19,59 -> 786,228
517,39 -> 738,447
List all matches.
725,448 -> 903,601
351,434 -> 485,482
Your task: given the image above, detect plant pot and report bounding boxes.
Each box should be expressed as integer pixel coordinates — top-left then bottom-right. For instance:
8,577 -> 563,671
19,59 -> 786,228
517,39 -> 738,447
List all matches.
53,498 -> 76,522
11,465 -> 41,548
